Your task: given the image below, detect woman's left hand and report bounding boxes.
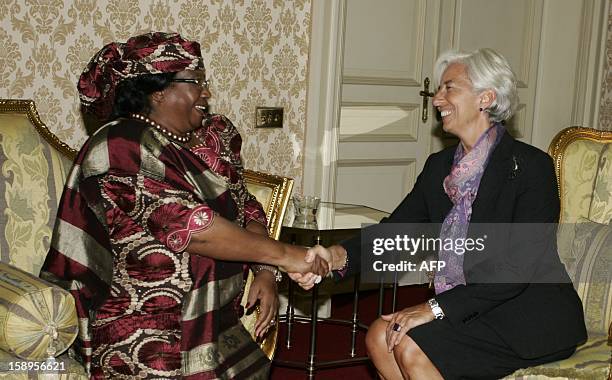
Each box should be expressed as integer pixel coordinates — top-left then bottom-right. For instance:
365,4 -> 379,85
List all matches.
246,270 -> 280,338
382,303 -> 434,352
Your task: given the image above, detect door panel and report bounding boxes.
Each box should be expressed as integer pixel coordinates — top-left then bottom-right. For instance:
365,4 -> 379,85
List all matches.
334,0 -> 439,227
335,159 -> 416,215
448,0 -> 543,141
339,103 -> 419,142
343,0 -> 426,85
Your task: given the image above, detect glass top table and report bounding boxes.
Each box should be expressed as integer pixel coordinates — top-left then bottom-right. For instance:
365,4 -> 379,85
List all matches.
275,202 -> 391,377
289,201 -> 390,231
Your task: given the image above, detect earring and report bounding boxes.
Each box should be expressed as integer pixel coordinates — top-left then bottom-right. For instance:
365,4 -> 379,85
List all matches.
479,107 -> 483,112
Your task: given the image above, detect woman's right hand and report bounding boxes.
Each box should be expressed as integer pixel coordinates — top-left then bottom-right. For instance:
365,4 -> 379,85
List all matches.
288,245 -> 343,290
278,247 -> 330,278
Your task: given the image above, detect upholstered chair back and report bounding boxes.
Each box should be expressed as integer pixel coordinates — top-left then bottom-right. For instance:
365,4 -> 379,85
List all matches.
0,99 -> 76,275
551,129 -> 612,224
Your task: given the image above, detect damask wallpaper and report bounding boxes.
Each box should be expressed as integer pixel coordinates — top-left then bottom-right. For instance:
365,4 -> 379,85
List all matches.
599,0 -> 612,131
0,0 -> 311,192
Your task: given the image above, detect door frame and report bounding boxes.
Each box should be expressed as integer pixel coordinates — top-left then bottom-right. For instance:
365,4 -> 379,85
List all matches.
303,0 -> 347,226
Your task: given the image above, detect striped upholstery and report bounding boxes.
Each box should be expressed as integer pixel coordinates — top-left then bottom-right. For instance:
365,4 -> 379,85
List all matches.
0,262 -> 77,360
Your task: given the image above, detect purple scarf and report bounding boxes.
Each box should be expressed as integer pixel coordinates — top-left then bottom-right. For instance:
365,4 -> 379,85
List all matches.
434,124 -> 504,294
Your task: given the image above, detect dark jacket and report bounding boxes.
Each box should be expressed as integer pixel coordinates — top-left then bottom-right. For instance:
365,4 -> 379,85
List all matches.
342,131 -> 587,359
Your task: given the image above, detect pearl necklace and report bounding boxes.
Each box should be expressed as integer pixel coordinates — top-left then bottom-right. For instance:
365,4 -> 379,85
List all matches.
130,113 -> 192,143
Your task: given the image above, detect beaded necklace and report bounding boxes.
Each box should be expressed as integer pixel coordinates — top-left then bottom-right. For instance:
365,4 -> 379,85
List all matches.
130,113 -> 192,143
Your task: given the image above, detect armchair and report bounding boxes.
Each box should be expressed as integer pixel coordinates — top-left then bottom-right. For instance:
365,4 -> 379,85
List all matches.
506,127 -> 612,379
0,98 -> 292,376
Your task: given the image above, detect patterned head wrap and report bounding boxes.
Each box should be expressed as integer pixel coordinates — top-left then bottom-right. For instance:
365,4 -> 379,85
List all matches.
78,32 -> 204,120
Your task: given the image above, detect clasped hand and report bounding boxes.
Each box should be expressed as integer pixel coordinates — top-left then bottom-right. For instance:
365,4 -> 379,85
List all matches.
280,245 -> 331,281
288,245 -> 336,290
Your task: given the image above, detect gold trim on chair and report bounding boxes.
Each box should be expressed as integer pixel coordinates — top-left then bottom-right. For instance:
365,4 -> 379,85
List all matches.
243,169 -> 294,240
242,169 -> 294,360
548,126 -> 612,204
0,99 -> 77,160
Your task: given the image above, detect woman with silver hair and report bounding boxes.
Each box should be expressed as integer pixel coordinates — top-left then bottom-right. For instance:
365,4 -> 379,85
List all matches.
291,48 -> 586,379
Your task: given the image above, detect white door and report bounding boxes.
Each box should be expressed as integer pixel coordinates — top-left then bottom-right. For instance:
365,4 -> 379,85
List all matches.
329,0 -> 545,228
304,0 -> 605,228
334,0 -> 440,227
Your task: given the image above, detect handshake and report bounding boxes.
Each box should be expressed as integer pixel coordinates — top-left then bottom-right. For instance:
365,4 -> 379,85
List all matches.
283,244 -> 349,290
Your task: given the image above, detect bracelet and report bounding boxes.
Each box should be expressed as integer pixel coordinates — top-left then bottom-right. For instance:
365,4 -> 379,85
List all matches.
335,249 -> 349,274
252,264 -> 283,282
427,298 -> 445,319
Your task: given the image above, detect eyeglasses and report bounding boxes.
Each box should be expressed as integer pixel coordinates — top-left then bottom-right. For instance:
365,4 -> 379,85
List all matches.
171,78 -> 211,90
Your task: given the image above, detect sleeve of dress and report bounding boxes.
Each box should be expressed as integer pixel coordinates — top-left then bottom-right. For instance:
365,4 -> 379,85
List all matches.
98,173 -> 216,253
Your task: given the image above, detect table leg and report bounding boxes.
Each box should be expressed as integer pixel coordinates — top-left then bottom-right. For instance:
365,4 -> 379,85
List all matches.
350,273 -> 360,358
307,284 -> 319,379
286,279 -> 295,349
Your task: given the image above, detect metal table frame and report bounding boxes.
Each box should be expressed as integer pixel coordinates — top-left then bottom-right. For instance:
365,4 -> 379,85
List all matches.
274,226 -> 401,378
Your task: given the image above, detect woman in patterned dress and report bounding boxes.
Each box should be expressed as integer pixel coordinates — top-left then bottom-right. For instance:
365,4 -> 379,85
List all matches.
41,32 -> 328,379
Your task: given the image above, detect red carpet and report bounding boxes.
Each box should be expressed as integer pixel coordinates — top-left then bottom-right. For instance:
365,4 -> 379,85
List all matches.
270,284 -> 433,379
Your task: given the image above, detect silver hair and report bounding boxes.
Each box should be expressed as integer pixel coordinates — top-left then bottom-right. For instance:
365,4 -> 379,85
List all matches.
433,48 -> 519,123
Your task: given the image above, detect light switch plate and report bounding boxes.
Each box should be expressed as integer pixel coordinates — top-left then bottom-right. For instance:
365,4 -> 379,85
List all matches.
255,107 -> 283,128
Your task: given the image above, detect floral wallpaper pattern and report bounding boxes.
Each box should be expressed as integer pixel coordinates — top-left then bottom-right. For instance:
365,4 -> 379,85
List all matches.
0,0 -> 311,192
599,0 -> 612,131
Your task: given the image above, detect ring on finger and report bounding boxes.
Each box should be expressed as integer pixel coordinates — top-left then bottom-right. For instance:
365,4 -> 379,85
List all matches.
392,323 -> 402,332
314,275 -> 322,284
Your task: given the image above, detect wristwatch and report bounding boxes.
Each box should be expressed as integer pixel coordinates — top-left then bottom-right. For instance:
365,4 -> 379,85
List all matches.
427,298 -> 445,319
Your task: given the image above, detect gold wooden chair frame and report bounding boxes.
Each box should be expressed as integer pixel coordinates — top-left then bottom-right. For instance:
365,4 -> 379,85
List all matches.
242,169 -> 294,359
0,99 -> 78,159
0,98 -> 293,361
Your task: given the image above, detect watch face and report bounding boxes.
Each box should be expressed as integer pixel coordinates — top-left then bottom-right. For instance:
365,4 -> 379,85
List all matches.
433,307 -> 442,317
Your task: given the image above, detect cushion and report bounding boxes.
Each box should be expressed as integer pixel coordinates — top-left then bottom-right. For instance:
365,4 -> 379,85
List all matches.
506,334 -> 610,379
0,262 -> 77,360
561,218 -> 612,334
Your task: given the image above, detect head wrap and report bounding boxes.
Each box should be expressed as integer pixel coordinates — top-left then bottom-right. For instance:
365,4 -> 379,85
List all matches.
78,32 -> 204,120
